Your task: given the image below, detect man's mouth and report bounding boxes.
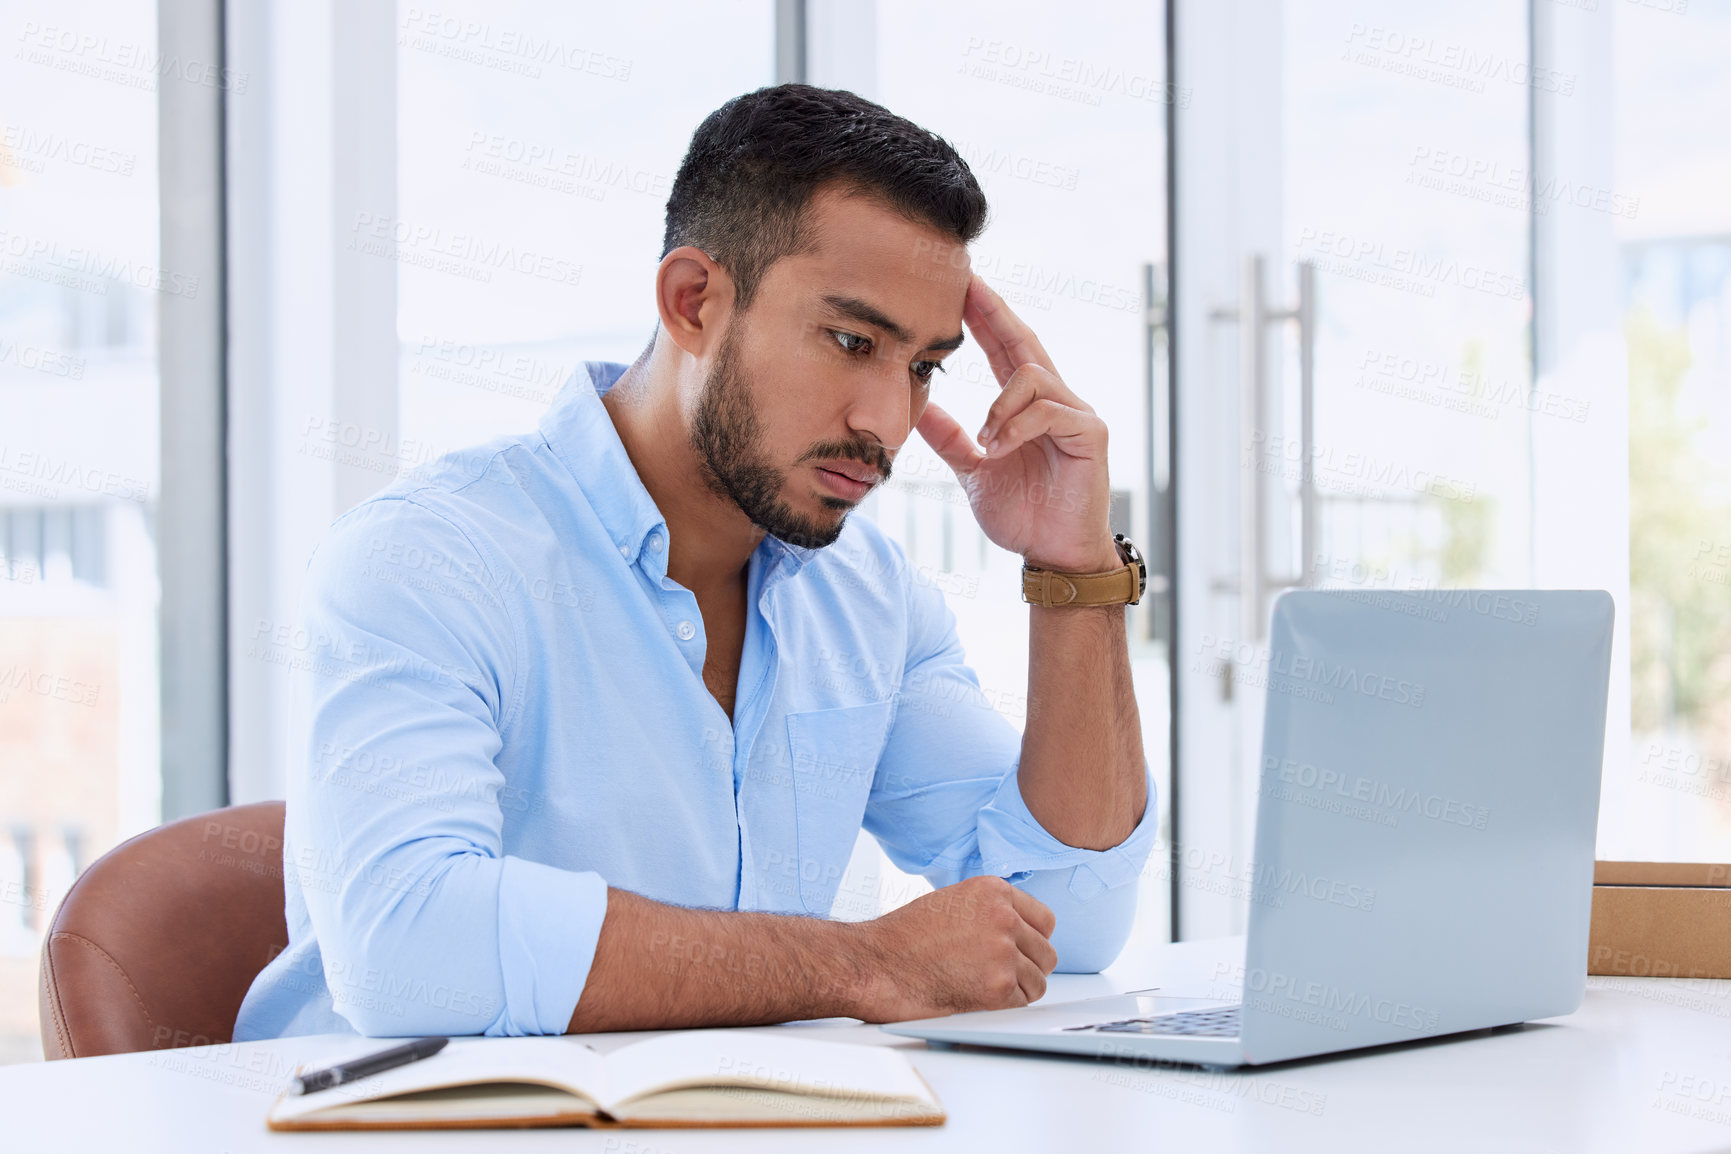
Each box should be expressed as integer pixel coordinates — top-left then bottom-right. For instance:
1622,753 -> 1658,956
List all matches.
817,460 -> 883,486
812,461 -> 881,502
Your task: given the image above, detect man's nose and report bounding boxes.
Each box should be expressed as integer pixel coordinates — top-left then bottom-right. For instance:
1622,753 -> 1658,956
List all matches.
844,366 -> 915,450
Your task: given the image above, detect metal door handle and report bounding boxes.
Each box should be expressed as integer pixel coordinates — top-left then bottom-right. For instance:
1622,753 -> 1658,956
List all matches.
1142,261 -> 1172,644
1209,256 -> 1316,646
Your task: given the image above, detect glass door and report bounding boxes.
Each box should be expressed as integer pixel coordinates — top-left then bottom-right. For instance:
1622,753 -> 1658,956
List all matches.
1173,0 -> 1731,938
1171,0 -> 1566,938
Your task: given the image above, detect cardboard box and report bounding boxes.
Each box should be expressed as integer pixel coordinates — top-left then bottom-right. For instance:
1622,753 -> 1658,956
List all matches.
1588,861 -> 1731,978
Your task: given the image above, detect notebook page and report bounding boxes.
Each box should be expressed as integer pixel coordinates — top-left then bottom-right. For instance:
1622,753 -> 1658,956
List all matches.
603,1031 -> 932,1111
270,1036 -> 606,1123
614,1085 -> 943,1125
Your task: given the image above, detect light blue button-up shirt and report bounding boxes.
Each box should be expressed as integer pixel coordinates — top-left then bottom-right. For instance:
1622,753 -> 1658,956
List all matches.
233,362 -> 1156,1041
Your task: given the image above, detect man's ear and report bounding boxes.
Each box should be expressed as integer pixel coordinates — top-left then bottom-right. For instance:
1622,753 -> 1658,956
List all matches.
655,246 -> 734,357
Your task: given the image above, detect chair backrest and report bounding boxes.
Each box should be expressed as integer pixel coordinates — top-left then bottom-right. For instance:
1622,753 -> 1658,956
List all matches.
38,801 -> 288,1059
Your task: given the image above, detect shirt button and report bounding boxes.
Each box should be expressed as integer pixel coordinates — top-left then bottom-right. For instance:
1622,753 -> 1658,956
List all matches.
618,544 -> 631,558
675,620 -> 697,641
649,532 -> 664,551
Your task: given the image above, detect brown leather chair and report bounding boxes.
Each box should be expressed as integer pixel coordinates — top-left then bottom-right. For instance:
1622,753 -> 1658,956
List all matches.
38,801 -> 289,1059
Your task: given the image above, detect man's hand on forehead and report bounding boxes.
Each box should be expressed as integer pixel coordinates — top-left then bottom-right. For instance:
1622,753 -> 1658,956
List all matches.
914,274 -> 1117,575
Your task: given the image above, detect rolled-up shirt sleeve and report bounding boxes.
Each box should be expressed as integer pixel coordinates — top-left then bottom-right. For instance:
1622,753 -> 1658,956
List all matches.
289,496 -> 606,1036
863,560 -> 1157,973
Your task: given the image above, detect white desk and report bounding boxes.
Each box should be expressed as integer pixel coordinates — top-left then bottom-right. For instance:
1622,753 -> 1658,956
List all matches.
7,935 -> 1731,1153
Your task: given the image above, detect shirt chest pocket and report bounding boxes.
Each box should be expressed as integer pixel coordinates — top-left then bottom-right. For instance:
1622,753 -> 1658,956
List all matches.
785,698 -> 896,916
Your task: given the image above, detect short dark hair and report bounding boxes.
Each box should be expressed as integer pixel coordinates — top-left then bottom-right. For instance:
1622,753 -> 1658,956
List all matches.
662,84 -> 988,311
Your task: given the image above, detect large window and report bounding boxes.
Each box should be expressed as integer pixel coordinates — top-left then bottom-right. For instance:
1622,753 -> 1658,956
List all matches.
395,1 -> 776,450
1605,1 -> 1731,860
0,0 -> 165,1062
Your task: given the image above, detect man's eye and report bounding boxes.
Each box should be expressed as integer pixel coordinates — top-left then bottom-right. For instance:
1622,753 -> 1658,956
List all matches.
830,330 -> 871,355
912,360 -> 947,385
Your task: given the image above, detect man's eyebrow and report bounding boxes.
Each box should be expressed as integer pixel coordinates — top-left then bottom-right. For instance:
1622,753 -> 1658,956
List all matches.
925,331 -> 966,353
820,294 -> 963,352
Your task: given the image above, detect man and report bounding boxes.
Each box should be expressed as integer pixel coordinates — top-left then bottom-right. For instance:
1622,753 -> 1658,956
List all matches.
234,84 -> 1155,1041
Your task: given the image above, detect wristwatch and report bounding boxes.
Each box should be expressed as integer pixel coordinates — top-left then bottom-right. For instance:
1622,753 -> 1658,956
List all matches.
1021,533 -> 1147,608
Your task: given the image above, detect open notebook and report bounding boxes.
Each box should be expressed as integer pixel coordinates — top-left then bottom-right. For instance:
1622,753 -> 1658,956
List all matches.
267,1030 -> 945,1130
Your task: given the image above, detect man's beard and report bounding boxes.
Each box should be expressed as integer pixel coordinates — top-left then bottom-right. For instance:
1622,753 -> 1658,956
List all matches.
689,324 -> 891,551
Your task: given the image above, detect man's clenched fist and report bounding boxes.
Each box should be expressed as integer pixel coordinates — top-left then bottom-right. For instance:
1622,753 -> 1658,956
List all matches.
847,875 -> 1058,1023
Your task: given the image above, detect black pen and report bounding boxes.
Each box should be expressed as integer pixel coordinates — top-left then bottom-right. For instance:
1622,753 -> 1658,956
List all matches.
291,1036 -> 449,1095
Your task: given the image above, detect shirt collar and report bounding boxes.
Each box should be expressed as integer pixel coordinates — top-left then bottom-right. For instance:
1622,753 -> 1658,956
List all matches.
539,362 -> 823,581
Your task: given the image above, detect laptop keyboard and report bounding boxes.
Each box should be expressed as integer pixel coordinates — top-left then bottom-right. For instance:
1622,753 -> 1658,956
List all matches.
1067,1005 -> 1241,1037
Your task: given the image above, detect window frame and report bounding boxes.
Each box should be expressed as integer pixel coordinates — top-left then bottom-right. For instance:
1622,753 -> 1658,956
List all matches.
159,0 -> 230,818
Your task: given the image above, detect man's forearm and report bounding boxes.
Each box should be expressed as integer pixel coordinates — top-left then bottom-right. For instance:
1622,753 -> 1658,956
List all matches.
565,876 -> 1061,1033
565,888 -> 868,1033
1018,597 -> 1147,851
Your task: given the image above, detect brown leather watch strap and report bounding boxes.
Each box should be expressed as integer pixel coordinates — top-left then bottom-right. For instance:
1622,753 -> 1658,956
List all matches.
1021,560 -> 1140,607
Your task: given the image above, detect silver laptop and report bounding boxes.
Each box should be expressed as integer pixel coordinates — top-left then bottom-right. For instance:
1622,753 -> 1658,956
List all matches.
884,589 -> 1615,1067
